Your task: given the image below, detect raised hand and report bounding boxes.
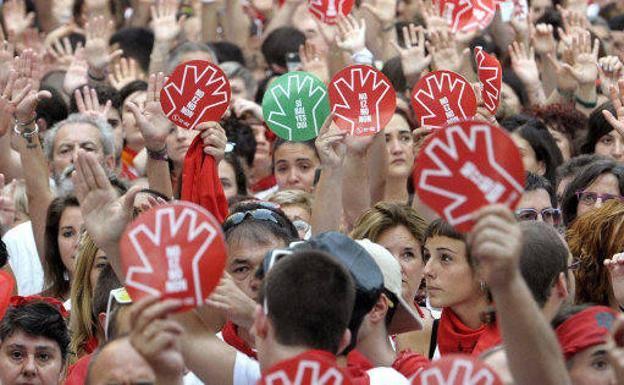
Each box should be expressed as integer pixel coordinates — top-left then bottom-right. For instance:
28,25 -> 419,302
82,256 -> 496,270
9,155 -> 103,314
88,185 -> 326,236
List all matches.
545,48 -> 578,95
561,31 -> 600,86
2,0 -> 35,41
598,56 -> 623,96
72,150 -> 140,258
468,205 -> 523,290
416,0 -> 448,33
508,41 -> 540,85
531,23 -> 556,57
128,296 -> 185,384
109,57 -> 144,90
74,85 -> 112,121
205,273 -> 256,329
361,0 -> 397,26
604,252 -> 624,309
48,37 -> 79,70
63,46 -> 88,95
197,122 -> 227,162
299,42 -> 329,84
335,15 -> 366,54
602,79 -> 624,138
127,72 -> 171,153
230,98 -> 263,120
84,15 -> 122,73
151,0 -> 185,43
391,24 -> 431,81
0,41 -> 14,86
315,112 -> 346,169
426,29 -> 461,73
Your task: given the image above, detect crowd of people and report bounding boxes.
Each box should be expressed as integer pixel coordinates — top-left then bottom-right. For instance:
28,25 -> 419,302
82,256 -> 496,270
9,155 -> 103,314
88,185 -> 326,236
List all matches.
0,0 -> 622,384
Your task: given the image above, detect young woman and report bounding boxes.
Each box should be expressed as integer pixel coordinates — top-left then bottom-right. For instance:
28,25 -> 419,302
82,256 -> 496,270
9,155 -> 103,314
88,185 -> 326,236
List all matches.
272,139 -> 320,193
423,219 -> 498,357
68,232 -> 109,364
350,202 -> 432,356
581,102 -> 623,163
219,153 -> 249,202
510,120 -> 564,186
566,201 -> 624,309
383,112 -> 416,204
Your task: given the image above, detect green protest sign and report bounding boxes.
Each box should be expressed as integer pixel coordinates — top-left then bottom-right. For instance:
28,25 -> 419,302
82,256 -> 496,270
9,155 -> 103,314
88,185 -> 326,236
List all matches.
262,71 -> 330,141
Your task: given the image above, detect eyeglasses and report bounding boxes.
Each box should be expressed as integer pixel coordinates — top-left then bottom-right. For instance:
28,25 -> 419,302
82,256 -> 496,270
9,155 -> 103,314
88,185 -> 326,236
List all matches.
222,208 -> 283,232
104,287 -> 132,341
576,191 -> 624,206
568,258 -> 581,271
514,208 -> 562,225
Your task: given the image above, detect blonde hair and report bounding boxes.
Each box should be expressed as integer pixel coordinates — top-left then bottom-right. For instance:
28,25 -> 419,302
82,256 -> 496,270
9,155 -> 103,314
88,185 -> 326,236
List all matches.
68,232 -> 101,365
268,190 -> 314,215
566,201 -> 624,307
350,202 -> 427,243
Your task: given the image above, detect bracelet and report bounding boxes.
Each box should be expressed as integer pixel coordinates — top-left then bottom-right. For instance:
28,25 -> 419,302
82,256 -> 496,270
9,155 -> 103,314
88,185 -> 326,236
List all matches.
575,94 -> 597,109
352,48 -> 374,65
13,122 -> 39,148
147,145 -> 169,161
14,114 -> 36,127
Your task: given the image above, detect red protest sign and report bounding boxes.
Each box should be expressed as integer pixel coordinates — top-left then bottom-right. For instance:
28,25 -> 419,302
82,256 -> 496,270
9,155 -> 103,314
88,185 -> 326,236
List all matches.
160,60 -> 231,130
259,351 -> 352,385
475,47 -> 502,115
308,0 -> 354,24
119,201 -> 227,312
411,70 -> 477,129
412,355 -> 503,385
435,0 -> 497,33
413,120 -> 525,232
329,65 -> 396,136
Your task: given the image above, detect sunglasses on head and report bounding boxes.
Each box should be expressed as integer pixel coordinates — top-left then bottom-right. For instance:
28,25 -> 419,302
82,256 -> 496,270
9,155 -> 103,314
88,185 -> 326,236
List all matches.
514,207 -> 562,225
222,208 -> 284,232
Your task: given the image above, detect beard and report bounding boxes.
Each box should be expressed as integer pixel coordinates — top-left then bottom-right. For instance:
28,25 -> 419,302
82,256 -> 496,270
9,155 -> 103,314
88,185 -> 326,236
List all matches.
52,164 -> 76,197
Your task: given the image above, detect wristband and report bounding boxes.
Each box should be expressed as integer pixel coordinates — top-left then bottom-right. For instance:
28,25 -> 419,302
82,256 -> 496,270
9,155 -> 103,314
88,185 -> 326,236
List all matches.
13,122 -> 39,148
575,95 -> 597,109
352,48 -> 374,65
147,145 -> 169,161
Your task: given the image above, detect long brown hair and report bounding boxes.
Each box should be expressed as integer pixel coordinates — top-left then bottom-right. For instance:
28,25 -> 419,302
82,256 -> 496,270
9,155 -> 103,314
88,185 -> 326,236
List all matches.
567,201 -> 624,307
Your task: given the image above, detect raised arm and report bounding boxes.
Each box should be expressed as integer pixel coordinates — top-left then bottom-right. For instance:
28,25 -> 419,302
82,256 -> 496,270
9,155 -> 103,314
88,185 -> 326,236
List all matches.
469,205 -> 571,385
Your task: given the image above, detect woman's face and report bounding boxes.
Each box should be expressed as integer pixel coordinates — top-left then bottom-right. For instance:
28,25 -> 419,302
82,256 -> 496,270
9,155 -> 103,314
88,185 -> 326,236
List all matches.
384,114 -> 415,179
89,250 -> 108,296
548,128 -> 572,161
594,129 -> 624,163
121,91 -> 147,151
423,235 -> 480,309
512,133 -> 545,176
576,173 -> 622,218
230,77 -> 249,101
166,126 -> 199,166
219,161 -> 239,200
273,143 -> 319,192
58,206 -> 84,278
376,225 -> 424,302
252,124 -> 271,166
0,330 -> 64,385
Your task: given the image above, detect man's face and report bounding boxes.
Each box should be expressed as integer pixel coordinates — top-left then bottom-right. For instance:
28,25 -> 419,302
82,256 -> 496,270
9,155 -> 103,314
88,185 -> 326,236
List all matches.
0,330 -> 64,385
569,344 -> 616,385
515,188 -> 561,227
89,338 -> 155,385
51,122 -> 110,176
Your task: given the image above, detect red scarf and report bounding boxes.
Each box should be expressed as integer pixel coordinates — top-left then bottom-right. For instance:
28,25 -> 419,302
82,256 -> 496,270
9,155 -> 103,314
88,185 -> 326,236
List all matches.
221,321 -> 257,359
251,174 -> 276,193
346,350 -> 372,385
346,348 -> 428,383
0,270 -> 15,319
181,137 -> 228,223
437,308 -> 501,356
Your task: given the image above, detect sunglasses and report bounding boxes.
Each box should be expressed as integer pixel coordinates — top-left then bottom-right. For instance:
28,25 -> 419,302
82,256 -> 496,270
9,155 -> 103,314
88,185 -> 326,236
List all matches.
222,208 -> 283,232
576,191 -> 624,206
104,287 -> 132,341
514,207 -> 562,225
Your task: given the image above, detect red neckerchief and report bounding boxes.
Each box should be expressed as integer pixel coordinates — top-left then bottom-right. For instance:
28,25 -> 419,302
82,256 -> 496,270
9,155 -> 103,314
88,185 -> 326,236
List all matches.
437,308 -> 501,356
181,136 -> 229,223
251,174 -> 276,193
64,353 -> 92,385
84,335 -> 99,355
392,350 -> 429,380
0,270 -> 15,319
120,147 -> 139,180
222,321 -> 257,359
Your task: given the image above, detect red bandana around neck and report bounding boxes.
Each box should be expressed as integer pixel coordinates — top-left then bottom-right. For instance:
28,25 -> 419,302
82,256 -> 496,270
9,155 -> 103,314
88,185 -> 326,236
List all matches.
181,136 -> 229,223
222,321 -> 257,359
437,308 -> 501,356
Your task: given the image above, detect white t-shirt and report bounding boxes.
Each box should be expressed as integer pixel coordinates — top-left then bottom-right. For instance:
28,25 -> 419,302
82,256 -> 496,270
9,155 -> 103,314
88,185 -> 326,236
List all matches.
184,372 -> 205,385
367,367 -> 410,385
233,352 -> 261,385
3,221 -> 43,295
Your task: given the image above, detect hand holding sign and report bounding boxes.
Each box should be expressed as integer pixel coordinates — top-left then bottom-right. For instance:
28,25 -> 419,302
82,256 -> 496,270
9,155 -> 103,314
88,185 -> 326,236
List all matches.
262,71 -> 330,141
434,0 -> 497,33
411,355 -> 503,385
308,0 -> 354,25
474,47 -> 502,115
329,65 -> 396,136
413,119 -> 525,232
411,70 -> 477,129
120,201 -> 227,312
160,60 -> 231,130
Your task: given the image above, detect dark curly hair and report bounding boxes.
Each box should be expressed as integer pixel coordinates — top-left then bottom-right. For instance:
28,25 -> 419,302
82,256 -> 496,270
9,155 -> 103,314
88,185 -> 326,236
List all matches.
529,103 -> 588,158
